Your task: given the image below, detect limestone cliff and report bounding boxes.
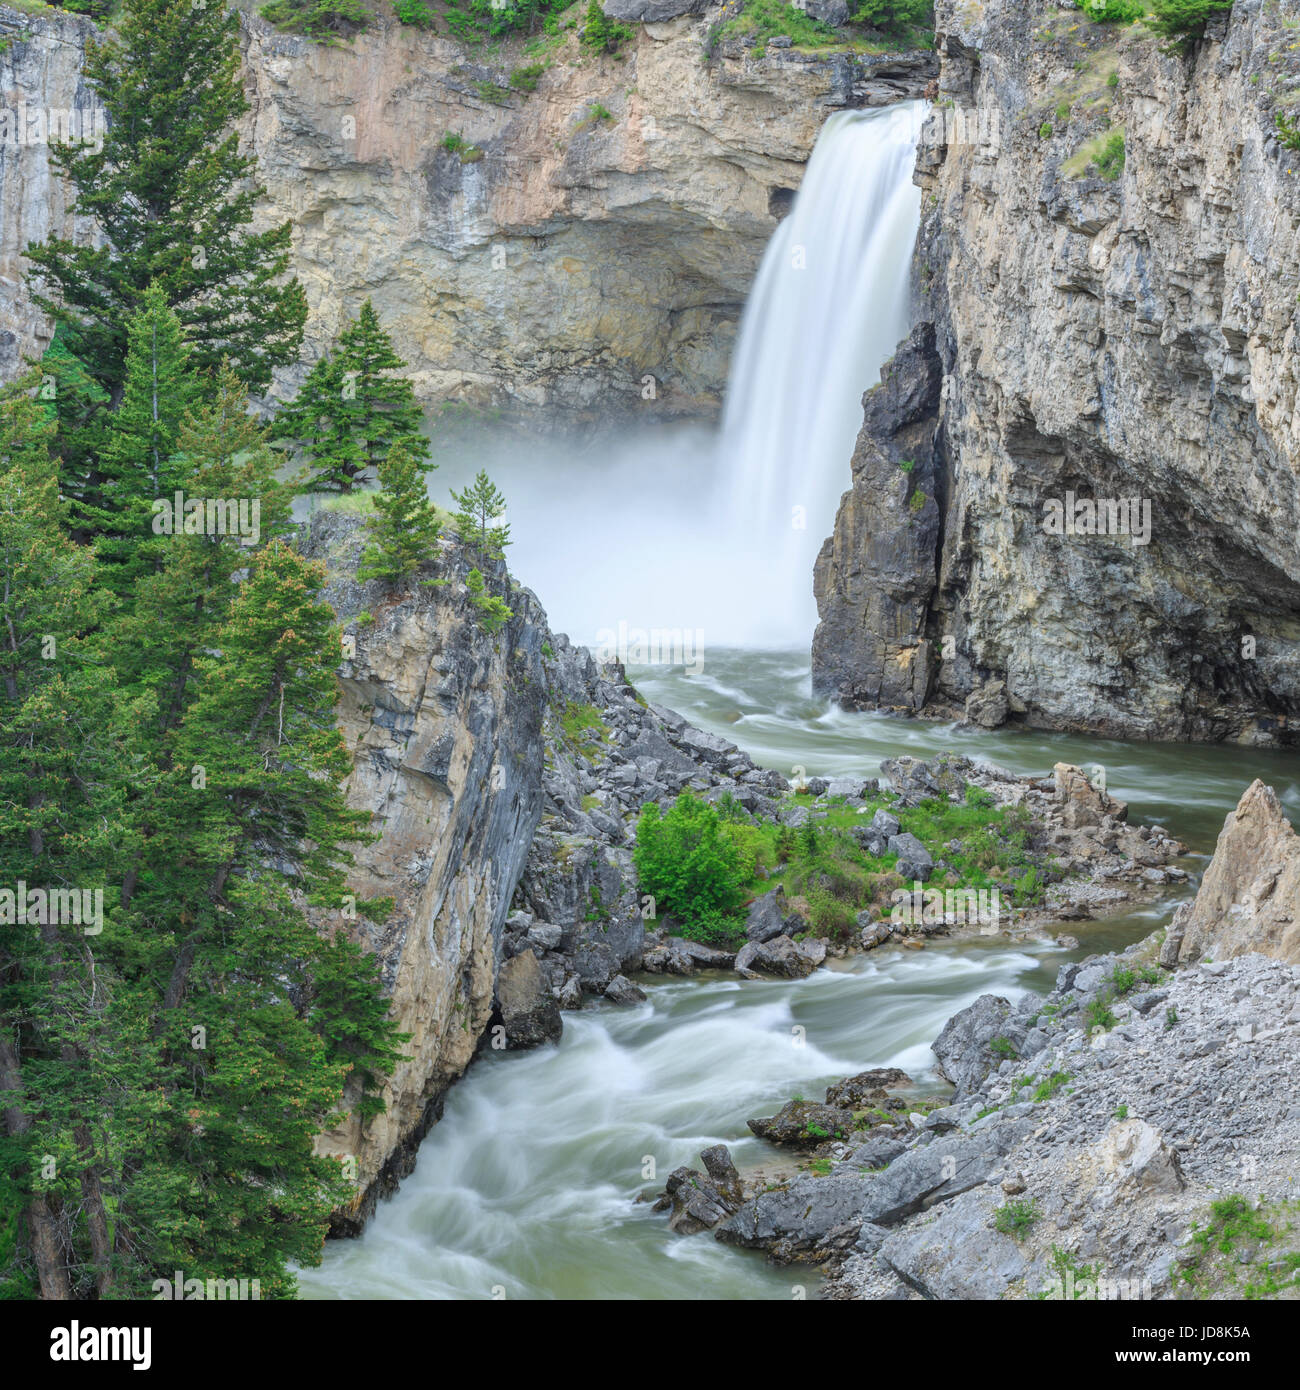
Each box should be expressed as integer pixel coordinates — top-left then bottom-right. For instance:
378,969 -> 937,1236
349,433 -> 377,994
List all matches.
0,1 -> 933,419
814,0 -> 1300,746
304,513 -> 549,1231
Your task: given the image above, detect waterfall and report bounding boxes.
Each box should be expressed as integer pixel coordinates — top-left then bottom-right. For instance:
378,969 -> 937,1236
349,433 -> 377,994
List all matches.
434,101 -> 927,654
712,101 -> 928,644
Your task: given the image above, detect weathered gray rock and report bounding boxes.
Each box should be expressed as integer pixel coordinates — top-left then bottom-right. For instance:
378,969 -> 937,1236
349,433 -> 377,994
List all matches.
824,1068 -> 913,1109
603,974 -> 647,1006
716,1175 -> 870,1262
932,995 -> 1027,1097
745,887 -> 793,944
748,1100 -> 856,1148
879,1187 -> 1028,1299
888,832 -> 934,882
495,950 -> 563,1050
1173,780 -> 1300,965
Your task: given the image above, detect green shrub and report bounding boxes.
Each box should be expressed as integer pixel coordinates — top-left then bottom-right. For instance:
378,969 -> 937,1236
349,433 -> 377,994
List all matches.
1149,0 -> 1234,44
634,793 -> 750,937
1086,996 -> 1117,1031
711,0 -> 841,55
994,1199 -> 1041,1241
1278,109 -> 1300,153
1080,0 -> 1145,21
990,1035 -> 1019,1060
851,0 -> 934,36
394,0 -> 435,24
581,0 -> 636,54
440,131 -> 485,163
260,0 -> 368,41
510,62 -> 548,92
1095,129 -> 1126,179
1040,121 -> 1054,139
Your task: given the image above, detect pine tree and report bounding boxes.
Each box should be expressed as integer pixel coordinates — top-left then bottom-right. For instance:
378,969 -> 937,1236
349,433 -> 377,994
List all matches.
338,302 -> 431,472
450,469 -> 511,558
24,0 -> 307,408
0,373 -> 133,1300
274,301 -> 428,492
88,284 -> 199,590
270,352 -> 365,492
111,366 -> 294,727
357,438 -> 442,584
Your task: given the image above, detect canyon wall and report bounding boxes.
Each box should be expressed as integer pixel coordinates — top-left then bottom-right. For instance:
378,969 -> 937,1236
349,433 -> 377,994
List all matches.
814,0 -> 1300,746
0,1 -> 932,420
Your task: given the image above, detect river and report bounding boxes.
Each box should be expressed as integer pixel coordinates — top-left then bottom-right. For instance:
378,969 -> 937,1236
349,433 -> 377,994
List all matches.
299,100 -> 1298,1300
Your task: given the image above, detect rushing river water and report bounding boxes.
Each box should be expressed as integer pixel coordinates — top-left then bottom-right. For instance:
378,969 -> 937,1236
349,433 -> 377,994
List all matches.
300,648 -> 1298,1301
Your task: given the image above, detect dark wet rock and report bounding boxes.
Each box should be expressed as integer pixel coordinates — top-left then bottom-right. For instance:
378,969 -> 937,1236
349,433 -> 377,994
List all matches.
745,886 -> 797,944
494,949 -> 562,1049
834,1132 -> 908,1173
604,974 -> 647,1006
748,1100 -> 856,1148
716,1175 -> 869,1262
824,1067 -> 913,1109
888,832 -> 934,882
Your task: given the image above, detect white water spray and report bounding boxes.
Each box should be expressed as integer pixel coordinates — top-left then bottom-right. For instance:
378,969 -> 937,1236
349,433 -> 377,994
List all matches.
438,101 -> 926,652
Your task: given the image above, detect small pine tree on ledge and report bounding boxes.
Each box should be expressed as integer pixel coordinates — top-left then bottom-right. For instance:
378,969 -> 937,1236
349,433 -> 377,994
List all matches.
450,470 -> 511,559
357,439 -> 443,585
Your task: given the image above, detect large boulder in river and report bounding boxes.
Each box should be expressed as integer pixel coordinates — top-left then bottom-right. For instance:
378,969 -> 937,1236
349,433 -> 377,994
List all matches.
734,935 -> 824,980
1168,780 -> 1300,966
1053,762 -> 1128,829
824,1067 -> 913,1109
716,1175 -> 868,1263
748,1100 -> 855,1148
495,950 -> 562,1049
931,994 -> 1028,1097
660,1145 -> 745,1234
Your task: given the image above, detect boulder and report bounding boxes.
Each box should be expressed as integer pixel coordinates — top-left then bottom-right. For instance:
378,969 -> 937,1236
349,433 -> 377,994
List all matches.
525,922 -> 564,952
835,1132 -> 908,1173
745,887 -> 793,944
604,974 -> 647,1006
748,1100 -> 856,1148
495,949 -> 563,1049
869,808 -> 901,839
1171,780 -> 1300,965
879,1187 -> 1028,1299
931,994 -> 1027,1097
737,934 -> 821,979
859,920 -> 894,951
716,1175 -> 870,1262
825,1067 -> 914,1109
826,775 -> 877,801
1053,762 -> 1129,829
804,0 -> 848,26
964,679 -> 1009,729
662,1162 -> 743,1235
1098,1119 -> 1185,1196
888,832 -> 934,882
665,937 -> 736,969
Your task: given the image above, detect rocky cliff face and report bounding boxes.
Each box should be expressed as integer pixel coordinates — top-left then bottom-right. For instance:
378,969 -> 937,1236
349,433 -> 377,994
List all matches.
815,0 -> 1300,746
0,1 -> 933,420
304,513 -> 550,1231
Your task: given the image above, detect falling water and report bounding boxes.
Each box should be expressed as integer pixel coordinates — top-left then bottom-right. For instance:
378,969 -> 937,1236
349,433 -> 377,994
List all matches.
430,101 -> 927,650
712,102 -> 927,641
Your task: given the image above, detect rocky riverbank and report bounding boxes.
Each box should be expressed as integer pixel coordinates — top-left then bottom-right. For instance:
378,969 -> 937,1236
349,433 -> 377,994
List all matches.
653,777 -> 1300,1300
